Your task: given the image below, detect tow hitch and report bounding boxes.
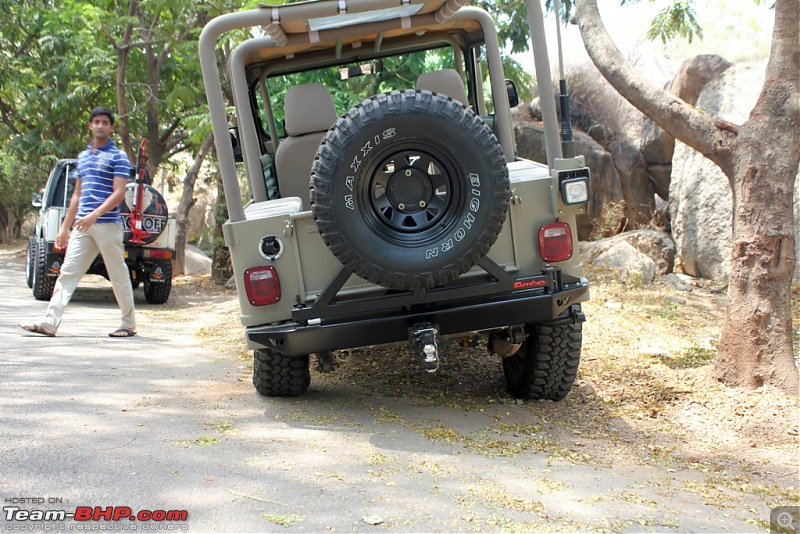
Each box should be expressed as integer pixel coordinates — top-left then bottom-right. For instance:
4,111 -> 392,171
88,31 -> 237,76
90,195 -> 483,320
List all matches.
409,323 -> 439,372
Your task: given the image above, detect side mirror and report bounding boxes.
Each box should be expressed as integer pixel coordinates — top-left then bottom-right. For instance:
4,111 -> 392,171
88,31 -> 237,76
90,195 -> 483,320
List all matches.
505,79 -> 519,108
32,191 -> 43,208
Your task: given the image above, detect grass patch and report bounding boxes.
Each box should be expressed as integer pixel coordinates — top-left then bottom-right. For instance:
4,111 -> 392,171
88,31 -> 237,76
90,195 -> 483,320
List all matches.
655,344 -> 716,369
262,514 -> 299,527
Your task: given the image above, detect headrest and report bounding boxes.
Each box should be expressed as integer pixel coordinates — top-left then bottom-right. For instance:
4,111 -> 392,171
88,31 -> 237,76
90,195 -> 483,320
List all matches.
416,69 -> 469,105
284,83 -> 338,136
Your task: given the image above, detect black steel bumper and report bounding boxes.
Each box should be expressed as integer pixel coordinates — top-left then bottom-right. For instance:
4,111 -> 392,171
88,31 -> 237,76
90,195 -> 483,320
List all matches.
246,281 -> 588,356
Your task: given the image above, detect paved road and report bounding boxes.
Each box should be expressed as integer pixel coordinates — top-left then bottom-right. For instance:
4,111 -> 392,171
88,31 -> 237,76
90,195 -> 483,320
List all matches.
0,249 -> 778,532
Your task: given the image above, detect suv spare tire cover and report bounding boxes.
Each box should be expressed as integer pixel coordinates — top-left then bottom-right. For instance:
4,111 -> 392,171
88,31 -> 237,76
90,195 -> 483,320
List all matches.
119,183 -> 169,245
312,90 -> 510,291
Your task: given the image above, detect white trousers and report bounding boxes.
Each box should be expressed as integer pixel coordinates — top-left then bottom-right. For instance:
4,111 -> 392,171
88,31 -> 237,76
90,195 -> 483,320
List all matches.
42,222 -> 136,333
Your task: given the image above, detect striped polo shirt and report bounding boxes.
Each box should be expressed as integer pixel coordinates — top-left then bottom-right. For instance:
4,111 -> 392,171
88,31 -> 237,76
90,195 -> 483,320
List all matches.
76,139 -> 131,224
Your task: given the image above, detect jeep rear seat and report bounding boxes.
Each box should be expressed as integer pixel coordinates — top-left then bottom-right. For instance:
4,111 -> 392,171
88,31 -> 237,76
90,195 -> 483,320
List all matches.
416,69 -> 469,105
274,83 -> 339,208
416,69 -> 502,135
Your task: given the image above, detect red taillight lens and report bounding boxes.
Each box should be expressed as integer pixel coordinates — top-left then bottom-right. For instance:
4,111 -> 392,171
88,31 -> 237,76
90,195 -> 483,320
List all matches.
539,222 -> 573,262
244,266 -> 281,306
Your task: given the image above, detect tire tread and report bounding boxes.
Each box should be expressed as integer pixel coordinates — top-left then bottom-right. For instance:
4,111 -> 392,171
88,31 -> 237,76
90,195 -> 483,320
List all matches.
253,348 -> 311,397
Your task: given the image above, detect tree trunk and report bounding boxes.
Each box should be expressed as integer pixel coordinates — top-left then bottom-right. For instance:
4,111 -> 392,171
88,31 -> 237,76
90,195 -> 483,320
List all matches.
115,0 -> 140,160
714,0 -> 800,392
174,134 -> 214,276
211,168 -> 232,285
717,137 -> 797,390
576,0 -> 799,394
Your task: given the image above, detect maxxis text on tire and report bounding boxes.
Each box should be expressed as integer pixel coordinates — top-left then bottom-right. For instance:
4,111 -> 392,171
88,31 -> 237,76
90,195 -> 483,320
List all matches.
26,236 -> 36,288
312,90 -> 510,290
253,348 -> 311,397
143,260 -> 172,304
502,306 -> 583,401
32,237 -> 56,301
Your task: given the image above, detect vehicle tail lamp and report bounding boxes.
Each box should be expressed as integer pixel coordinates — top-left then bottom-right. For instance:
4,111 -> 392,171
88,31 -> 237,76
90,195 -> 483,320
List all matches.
144,249 -> 173,259
244,266 -> 281,306
539,222 -> 573,262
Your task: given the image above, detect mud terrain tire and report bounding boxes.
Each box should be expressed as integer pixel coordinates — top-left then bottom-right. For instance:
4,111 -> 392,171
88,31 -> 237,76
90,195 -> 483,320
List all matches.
312,90 -> 509,290
253,348 -> 311,397
32,237 -> 56,301
143,260 -> 172,304
502,307 -> 583,401
26,237 -> 36,288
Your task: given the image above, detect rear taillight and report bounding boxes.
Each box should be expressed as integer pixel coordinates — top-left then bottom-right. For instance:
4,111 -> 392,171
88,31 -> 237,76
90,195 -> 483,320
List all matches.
244,266 -> 281,306
539,222 -> 573,262
144,249 -> 173,259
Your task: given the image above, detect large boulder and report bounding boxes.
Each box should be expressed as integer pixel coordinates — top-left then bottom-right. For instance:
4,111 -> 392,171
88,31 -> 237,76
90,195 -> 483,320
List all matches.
184,244 -> 212,276
669,60 -> 796,280
641,55 -> 732,200
514,122 -> 623,239
587,125 -> 655,229
581,229 -> 676,283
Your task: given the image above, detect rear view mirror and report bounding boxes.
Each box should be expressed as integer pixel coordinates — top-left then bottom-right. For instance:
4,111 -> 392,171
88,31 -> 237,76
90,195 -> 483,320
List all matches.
339,60 -> 383,80
505,79 -> 519,108
32,190 -> 43,208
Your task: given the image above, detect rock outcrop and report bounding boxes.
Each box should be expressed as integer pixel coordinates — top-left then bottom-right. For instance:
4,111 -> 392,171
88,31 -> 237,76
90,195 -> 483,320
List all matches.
668,60 -> 793,280
641,55 -> 732,200
580,229 -> 676,283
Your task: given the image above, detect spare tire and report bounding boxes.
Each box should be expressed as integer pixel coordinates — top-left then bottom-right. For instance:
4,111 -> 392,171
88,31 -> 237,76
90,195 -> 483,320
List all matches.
119,183 -> 169,245
312,90 -> 510,290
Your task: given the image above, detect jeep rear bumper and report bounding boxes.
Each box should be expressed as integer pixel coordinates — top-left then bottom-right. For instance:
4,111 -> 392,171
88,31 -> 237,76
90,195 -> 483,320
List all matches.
246,280 -> 588,356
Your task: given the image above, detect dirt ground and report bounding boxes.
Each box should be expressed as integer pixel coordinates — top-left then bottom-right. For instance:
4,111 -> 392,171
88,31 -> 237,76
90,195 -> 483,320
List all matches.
176,256 -> 800,513
6,239 -> 799,530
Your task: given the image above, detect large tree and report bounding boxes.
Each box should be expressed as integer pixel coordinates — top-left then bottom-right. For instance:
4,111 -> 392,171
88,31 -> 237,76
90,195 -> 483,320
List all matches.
574,0 -> 799,394
0,0 -> 109,241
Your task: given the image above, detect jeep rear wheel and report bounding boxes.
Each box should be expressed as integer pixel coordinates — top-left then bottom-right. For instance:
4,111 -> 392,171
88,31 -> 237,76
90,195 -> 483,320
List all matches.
32,238 -> 56,301
502,308 -> 583,401
253,348 -> 310,397
143,260 -> 172,304
26,237 -> 36,288
312,90 -> 509,290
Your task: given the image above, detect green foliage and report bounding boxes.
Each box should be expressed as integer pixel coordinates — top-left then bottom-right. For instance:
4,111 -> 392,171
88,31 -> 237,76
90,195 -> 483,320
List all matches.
0,0 -> 249,242
647,1 -> 704,44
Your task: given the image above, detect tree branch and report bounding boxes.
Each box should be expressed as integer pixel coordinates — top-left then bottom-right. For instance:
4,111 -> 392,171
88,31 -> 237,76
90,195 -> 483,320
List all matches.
574,0 -> 737,174
0,96 -> 23,136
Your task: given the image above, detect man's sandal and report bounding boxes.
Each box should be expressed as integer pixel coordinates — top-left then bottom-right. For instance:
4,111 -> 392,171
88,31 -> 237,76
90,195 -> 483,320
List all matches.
109,328 -> 137,338
19,324 -> 56,337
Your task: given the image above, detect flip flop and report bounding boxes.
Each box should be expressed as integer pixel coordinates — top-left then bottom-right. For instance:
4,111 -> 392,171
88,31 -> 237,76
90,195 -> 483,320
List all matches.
109,328 -> 137,338
19,323 -> 56,337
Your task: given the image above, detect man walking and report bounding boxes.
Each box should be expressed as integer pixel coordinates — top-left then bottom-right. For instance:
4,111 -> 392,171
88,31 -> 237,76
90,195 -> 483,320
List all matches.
20,106 -> 137,337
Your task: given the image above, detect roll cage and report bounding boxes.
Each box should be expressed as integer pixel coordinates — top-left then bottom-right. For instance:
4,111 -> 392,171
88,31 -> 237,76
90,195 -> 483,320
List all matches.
198,0 -> 563,222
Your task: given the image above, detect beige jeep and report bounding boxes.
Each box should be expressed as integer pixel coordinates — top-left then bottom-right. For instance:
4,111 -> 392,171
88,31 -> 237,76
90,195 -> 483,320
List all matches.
199,0 -> 591,398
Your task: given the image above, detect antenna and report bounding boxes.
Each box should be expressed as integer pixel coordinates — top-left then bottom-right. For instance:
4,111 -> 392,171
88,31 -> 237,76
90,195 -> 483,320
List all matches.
552,0 -> 574,158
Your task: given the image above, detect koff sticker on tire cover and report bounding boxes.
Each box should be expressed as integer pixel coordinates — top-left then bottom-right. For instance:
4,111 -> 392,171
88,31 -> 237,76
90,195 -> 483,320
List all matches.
311,90 -> 510,291
119,183 -> 169,245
